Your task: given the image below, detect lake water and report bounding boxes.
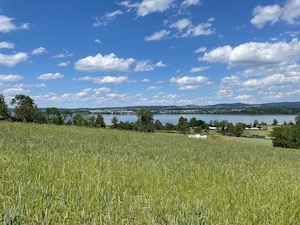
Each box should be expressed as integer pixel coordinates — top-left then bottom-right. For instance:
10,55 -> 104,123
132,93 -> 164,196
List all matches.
102,114 -> 297,125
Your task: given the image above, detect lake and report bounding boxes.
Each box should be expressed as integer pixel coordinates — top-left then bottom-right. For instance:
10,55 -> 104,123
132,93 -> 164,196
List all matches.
102,114 -> 297,125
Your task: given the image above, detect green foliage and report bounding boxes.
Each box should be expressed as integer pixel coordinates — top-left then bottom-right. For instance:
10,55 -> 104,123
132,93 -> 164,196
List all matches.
272,119 -> 278,126
177,116 -> 189,135
272,125 -> 300,149
154,119 -> 163,130
46,107 -> 64,125
1,122 -> 300,224
137,108 -> 154,132
0,94 -> 9,120
72,113 -> 87,126
165,122 -> 175,131
96,114 -> 106,128
10,94 -> 44,123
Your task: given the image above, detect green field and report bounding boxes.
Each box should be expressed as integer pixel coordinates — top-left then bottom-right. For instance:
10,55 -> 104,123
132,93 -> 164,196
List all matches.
1,122 -> 300,224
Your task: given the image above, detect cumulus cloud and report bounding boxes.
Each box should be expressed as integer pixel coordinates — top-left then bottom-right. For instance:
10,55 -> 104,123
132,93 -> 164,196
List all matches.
93,87 -> 111,94
32,47 -> 46,55
194,47 -> 207,53
182,22 -> 215,37
147,85 -> 162,91
251,0 -> 300,28
200,39 -> 300,68
170,75 -> 208,85
181,0 -> 201,7
0,15 -> 29,33
144,29 -> 170,41
57,61 -> 70,67
0,74 -> 23,82
0,41 -> 14,49
95,39 -> 102,44
75,76 -> 128,84
178,85 -> 199,90
242,73 -> 300,88
137,0 -> 174,17
190,66 -> 208,73
52,52 -> 73,59
251,5 -> 282,29
282,0 -> 300,24
74,53 -> 135,72
37,73 -> 65,80
0,52 -> 27,67
235,95 -> 253,101
134,60 -> 166,72
3,87 -> 28,95
93,10 -> 123,27
169,18 -> 215,38
170,19 -> 191,31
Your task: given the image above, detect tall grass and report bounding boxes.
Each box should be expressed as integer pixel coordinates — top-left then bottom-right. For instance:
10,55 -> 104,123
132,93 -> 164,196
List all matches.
1,122 -> 300,224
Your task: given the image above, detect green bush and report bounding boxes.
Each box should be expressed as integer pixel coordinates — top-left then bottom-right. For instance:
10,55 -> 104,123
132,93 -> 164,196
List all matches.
272,125 -> 300,149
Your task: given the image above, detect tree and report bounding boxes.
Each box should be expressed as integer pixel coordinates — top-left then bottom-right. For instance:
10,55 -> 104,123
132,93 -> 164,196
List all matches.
154,119 -> 163,130
272,119 -> 278,126
177,116 -> 189,135
272,125 -> 300,149
96,114 -> 106,128
189,117 -> 198,128
295,115 -> 300,126
111,117 -> 118,129
72,113 -> 87,126
234,122 -> 246,137
165,122 -> 175,131
137,108 -> 154,132
0,94 -> 9,120
10,95 -> 43,123
47,107 -> 64,125
253,120 -> 259,127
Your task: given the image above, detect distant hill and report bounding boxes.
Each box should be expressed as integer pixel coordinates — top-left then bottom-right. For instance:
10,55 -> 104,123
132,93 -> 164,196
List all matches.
58,101 -> 300,115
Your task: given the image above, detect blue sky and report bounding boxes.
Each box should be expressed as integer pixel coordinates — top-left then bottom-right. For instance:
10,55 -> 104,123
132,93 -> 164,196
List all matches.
1,0 -> 300,108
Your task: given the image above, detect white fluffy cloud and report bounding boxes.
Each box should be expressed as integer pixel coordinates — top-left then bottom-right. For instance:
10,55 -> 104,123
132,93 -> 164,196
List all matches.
194,47 -> 207,53
0,74 -> 23,82
169,19 -> 214,38
0,41 -> 14,49
37,73 -> 65,80
137,0 -> 174,16
0,52 -> 28,67
147,85 -> 162,91
57,61 -> 70,67
170,75 -> 208,84
52,52 -> 73,59
93,10 -> 123,27
0,15 -> 29,33
144,29 -> 170,41
251,0 -> 300,28
182,22 -> 214,37
251,5 -> 282,29
243,73 -> 300,88
32,47 -> 46,55
201,39 -> 300,68
75,76 -> 128,84
74,53 -> 135,72
190,66 -> 208,73
134,60 -> 166,72
178,85 -> 199,90
234,95 -> 253,101
181,0 -> 201,7
170,19 -> 191,31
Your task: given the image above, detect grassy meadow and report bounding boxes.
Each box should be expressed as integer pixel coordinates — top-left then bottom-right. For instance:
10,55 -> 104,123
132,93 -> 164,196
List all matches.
1,122 -> 300,224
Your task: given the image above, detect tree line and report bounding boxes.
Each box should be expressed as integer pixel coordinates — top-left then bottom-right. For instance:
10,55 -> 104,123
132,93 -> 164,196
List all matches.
0,94 -> 106,128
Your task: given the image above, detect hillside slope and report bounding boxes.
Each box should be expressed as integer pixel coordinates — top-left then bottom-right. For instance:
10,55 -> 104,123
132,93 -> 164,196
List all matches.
1,122 -> 300,224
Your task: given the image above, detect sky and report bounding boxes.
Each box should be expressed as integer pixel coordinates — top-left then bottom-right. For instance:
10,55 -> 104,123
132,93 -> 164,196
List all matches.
1,0 -> 300,108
